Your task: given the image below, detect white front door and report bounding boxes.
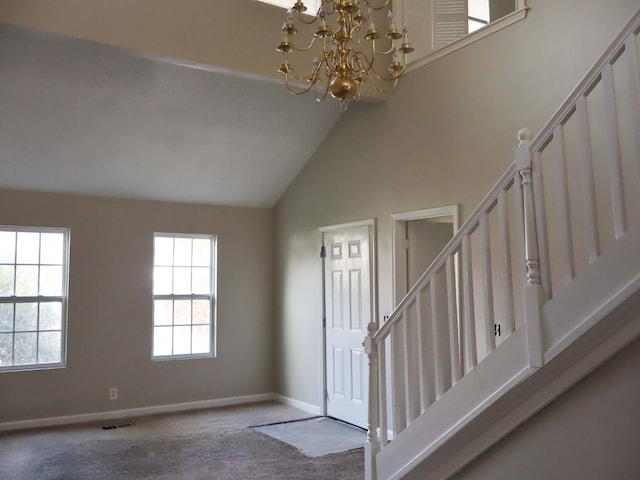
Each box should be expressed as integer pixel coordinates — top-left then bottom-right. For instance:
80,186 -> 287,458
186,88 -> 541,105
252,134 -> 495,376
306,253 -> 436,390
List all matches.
323,224 -> 372,428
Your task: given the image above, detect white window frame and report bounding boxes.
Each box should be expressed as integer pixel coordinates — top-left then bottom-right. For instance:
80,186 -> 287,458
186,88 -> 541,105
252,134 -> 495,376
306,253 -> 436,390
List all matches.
394,0 -> 528,71
0,226 -> 70,372
152,233 -> 217,360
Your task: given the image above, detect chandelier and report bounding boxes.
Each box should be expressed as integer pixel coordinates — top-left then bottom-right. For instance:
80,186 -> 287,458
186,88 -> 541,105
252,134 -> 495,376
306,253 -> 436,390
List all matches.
276,0 -> 414,109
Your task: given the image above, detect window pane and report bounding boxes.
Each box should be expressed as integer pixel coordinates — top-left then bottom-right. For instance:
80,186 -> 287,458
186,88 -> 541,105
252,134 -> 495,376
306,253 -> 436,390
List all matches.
192,239 -> 210,267
0,304 -> 13,332
0,265 -> 14,296
40,266 -> 63,296
468,0 -> 490,22
192,300 -> 210,325
174,300 -> 191,325
16,232 -> 40,264
153,266 -> 172,295
152,233 -> 215,359
14,332 -> 37,365
153,326 -> 173,356
0,231 -> 16,263
192,267 -> 210,294
173,267 -> 191,294
40,233 -> 64,265
15,265 -> 38,296
40,302 -> 62,331
174,238 -> 192,266
0,228 -> 68,370
15,303 -> 38,331
173,326 -> 191,354
38,331 -> 61,363
192,325 -> 210,354
154,237 -> 174,266
468,19 -> 485,33
0,333 -> 13,366
154,300 -> 173,326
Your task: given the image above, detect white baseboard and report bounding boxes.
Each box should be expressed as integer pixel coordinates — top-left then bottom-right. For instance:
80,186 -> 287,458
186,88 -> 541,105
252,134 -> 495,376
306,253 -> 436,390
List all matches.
0,392 -> 277,432
272,394 -> 322,416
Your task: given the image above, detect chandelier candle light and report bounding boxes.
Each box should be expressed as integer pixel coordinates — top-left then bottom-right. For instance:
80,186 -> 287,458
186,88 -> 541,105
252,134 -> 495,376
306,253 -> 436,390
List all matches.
276,0 -> 414,110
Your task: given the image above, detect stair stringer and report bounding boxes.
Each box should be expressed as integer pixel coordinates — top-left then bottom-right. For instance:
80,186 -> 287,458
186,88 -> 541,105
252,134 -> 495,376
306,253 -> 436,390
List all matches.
377,221 -> 640,480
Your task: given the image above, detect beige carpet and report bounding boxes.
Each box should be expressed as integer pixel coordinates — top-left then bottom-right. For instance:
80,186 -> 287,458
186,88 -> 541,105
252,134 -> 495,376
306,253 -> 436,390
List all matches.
0,402 -> 364,479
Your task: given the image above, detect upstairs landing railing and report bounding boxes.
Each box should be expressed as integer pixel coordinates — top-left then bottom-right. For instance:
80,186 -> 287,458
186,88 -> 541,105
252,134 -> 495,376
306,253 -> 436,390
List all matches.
364,9 -> 640,480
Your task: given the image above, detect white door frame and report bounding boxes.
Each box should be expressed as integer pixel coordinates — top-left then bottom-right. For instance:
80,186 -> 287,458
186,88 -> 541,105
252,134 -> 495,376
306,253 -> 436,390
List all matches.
391,205 -> 459,306
319,219 -> 377,418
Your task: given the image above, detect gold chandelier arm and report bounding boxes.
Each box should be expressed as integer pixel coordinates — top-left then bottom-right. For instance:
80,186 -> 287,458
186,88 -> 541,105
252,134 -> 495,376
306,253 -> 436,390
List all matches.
289,42 -> 318,53
288,35 -> 321,52
312,79 -> 331,102
368,37 -> 395,56
366,61 -> 406,82
321,0 -> 336,15
363,69 -> 399,94
284,67 -> 321,82
294,10 -> 320,25
353,51 -> 375,75
283,74 -> 316,95
372,45 -> 395,56
363,0 -> 392,12
354,50 -> 406,83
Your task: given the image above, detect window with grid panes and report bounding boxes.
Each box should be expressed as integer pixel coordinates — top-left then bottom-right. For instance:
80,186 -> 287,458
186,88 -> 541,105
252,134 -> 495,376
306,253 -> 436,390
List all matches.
153,234 -> 216,358
0,227 -> 69,371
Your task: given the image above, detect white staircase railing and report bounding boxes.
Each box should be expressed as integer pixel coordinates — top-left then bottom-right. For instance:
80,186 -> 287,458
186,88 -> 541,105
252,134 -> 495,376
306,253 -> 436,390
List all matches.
365,9 -> 640,480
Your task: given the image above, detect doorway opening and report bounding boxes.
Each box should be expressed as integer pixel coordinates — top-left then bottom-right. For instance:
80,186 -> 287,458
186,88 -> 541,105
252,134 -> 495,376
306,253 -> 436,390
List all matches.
391,206 -> 459,306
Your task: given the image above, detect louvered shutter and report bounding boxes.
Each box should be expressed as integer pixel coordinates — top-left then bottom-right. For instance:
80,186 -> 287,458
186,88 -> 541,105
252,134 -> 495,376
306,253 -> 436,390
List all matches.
433,0 -> 468,49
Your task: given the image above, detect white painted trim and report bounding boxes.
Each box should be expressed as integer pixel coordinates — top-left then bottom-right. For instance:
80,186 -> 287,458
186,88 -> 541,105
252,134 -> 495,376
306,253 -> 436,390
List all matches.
319,218 -> 376,233
405,6 -> 529,72
391,205 -> 459,307
319,218 -> 378,426
391,206 -> 460,223
272,394 -> 322,416
0,393 -> 276,432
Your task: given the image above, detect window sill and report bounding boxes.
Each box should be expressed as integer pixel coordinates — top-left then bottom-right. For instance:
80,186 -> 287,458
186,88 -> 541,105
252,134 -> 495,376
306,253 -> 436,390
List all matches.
152,353 -> 216,362
406,7 -> 529,73
0,362 -> 66,374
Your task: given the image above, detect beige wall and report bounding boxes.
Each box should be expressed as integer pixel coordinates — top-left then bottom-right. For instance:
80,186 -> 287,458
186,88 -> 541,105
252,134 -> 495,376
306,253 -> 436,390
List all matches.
407,219 -> 454,288
449,337 -> 640,480
273,0 -> 639,406
0,189 -> 274,422
0,0 -> 285,83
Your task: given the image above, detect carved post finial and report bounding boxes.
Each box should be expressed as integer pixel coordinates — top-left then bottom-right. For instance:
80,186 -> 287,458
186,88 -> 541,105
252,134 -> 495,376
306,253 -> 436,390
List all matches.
518,128 -> 532,146
367,321 -> 377,337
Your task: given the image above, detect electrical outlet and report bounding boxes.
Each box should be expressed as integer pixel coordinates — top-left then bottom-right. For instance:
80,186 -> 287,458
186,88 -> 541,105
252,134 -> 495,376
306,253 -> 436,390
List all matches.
109,388 -> 118,400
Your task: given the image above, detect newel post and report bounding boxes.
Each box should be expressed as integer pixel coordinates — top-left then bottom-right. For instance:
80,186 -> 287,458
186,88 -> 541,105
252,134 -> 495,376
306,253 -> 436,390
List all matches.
516,129 -> 544,368
364,321 -> 380,480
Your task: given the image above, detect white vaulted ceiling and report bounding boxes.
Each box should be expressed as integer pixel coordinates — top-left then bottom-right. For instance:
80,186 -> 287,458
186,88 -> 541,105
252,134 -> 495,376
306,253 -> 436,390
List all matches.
0,3 -> 344,207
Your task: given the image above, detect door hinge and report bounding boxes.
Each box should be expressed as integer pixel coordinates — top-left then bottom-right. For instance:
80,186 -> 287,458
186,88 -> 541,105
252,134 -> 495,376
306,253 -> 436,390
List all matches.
323,317 -> 326,328
404,238 -> 410,250
320,245 -> 326,258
